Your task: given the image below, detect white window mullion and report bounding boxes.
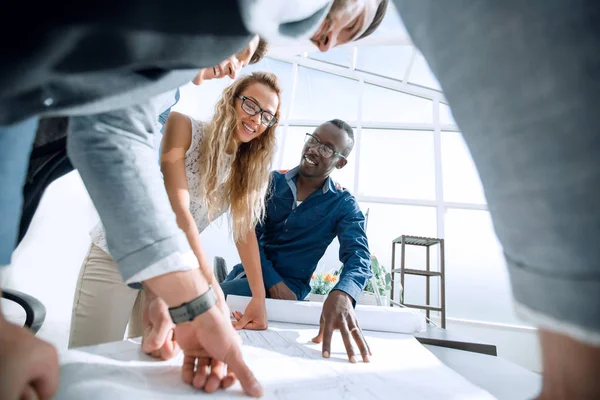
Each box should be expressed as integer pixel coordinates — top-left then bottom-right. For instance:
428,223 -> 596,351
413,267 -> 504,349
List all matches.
354,79 -> 364,194
433,96 -> 445,314
402,47 -> 418,88
278,62 -> 299,169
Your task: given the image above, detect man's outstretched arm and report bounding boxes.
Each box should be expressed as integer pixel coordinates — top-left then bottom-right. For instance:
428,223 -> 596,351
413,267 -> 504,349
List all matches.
313,197 -> 372,363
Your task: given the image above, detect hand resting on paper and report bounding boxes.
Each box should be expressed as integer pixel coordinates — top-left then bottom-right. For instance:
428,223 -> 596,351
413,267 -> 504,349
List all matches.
312,290 -> 371,363
268,281 -> 297,301
231,296 -> 268,330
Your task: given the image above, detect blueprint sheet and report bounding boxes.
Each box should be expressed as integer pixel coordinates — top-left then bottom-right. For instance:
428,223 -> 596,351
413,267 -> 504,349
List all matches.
56,322 -> 495,399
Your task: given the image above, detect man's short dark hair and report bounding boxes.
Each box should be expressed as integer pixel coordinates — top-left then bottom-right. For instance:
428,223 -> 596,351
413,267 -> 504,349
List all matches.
250,38 -> 269,65
357,0 -> 389,41
327,119 -> 354,155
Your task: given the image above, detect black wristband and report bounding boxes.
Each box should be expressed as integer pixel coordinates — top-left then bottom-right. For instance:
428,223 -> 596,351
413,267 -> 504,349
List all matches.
168,285 -> 217,324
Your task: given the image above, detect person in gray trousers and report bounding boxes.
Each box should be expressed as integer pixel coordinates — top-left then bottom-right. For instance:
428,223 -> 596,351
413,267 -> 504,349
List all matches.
394,1 -> 600,398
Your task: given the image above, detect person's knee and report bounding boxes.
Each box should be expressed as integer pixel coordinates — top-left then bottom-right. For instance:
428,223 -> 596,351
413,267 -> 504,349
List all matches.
219,281 -> 235,298
220,278 -> 252,298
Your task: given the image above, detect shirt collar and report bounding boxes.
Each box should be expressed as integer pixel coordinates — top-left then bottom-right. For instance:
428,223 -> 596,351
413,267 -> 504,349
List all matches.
285,166 -> 336,194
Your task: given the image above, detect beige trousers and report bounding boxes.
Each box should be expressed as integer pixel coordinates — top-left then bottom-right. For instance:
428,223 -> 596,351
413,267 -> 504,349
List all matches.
69,244 -> 145,348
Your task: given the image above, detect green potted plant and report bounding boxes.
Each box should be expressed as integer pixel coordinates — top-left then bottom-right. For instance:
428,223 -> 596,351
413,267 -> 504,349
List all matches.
359,255 -> 394,306
333,255 -> 395,306
308,272 -> 338,302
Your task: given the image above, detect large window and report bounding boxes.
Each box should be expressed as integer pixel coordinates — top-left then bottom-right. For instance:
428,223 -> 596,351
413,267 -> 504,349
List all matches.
356,46 -> 414,80
363,84 -> 433,124
441,131 -> 486,204
291,67 -> 359,122
444,209 -> 517,324
359,129 -> 436,200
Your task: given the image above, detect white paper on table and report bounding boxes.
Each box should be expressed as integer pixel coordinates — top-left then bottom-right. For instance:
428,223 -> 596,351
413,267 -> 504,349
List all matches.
227,295 -> 426,334
56,322 -> 496,400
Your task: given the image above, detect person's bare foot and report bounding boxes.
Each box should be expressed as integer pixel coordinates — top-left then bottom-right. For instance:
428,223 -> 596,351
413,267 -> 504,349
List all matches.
535,329 -> 600,400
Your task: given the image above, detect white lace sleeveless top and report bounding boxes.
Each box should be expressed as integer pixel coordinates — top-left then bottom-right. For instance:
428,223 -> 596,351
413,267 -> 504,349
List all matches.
91,116 -> 233,254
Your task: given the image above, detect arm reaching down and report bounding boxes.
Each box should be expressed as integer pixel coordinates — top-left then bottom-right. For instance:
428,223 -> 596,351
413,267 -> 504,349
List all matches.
233,229 -> 268,330
160,111 -> 214,284
333,198 -> 372,303
253,179 -> 296,301
313,196 -> 372,363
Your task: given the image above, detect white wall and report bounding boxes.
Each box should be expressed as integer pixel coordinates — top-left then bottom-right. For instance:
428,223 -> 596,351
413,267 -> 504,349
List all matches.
4,172 -> 98,350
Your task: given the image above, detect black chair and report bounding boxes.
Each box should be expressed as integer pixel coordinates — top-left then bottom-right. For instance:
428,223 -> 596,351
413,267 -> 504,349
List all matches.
213,256 -> 228,284
1,289 -> 46,334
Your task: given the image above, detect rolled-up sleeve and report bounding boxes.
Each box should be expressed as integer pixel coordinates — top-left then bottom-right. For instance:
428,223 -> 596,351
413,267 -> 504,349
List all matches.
333,197 -> 372,303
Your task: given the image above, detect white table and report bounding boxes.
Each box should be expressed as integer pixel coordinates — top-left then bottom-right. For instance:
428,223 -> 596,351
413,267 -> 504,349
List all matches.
425,344 -> 541,399
56,323 -> 541,400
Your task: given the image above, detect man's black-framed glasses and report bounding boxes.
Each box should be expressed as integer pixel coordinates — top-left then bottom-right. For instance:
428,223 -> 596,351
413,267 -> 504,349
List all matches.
237,95 -> 278,127
304,133 -> 347,160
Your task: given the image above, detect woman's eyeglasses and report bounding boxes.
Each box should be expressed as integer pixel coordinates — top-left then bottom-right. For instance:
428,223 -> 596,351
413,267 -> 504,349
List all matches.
237,95 -> 278,127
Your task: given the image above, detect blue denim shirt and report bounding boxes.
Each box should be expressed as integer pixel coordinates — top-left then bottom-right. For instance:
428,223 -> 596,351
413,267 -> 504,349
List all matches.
231,167 -> 372,302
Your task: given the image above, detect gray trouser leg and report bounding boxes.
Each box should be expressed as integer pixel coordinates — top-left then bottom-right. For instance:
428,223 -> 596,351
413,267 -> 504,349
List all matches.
67,92 -> 193,282
395,0 -> 600,343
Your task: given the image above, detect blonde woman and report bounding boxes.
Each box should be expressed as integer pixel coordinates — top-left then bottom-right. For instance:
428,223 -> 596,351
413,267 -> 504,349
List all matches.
69,72 -> 281,349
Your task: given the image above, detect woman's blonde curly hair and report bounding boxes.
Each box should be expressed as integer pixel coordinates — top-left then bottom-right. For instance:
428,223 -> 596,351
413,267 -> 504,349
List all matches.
197,71 -> 281,242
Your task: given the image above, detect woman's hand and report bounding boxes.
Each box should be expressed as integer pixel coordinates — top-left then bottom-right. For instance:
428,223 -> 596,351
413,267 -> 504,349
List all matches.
231,296 -> 268,331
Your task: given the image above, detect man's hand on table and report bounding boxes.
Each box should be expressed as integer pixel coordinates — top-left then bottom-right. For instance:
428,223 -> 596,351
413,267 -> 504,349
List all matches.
141,293 -> 180,360
232,296 -> 268,331
0,312 -> 59,400
174,305 -> 262,397
268,281 -> 297,301
141,279 -> 233,359
143,271 -> 262,397
312,290 -> 371,363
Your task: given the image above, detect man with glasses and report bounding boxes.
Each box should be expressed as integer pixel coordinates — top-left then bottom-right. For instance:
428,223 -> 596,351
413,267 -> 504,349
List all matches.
222,119 -> 373,364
